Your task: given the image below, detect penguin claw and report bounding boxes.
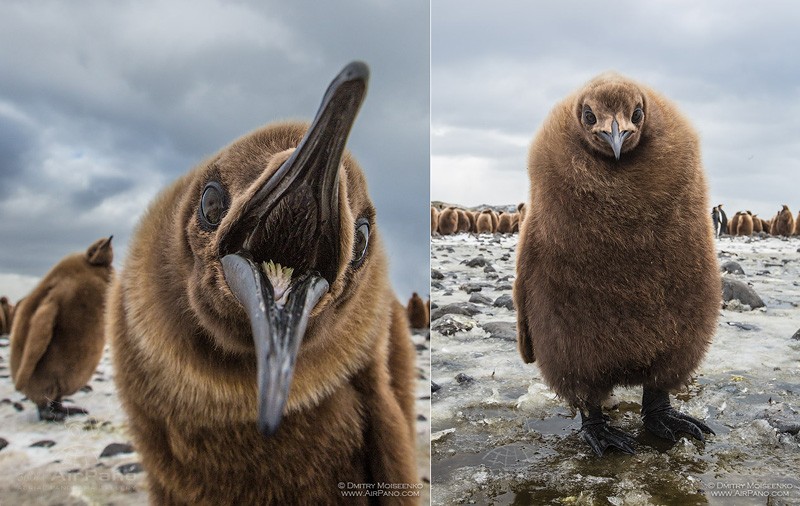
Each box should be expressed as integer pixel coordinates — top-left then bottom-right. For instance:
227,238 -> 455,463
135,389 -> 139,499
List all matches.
582,422 -> 637,456
580,407 -> 636,456
38,401 -> 88,422
643,409 -> 713,442
641,388 -> 714,443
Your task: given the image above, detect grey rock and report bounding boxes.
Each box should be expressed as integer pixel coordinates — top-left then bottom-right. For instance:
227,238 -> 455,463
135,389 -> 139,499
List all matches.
726,321 -> 758,331
463,256 -> 487,267
0,438 -> 7,452
100,442 -> 135,458
431,281 -> 445,290
792,329 -> 800,341
30,440 -> 56,448
461,282 -> 491,293
721,277 -> 765,309
469,293 -> 494,305
484,265 -> 496,273
432,317 -> 474,336
481,321 -> 517,342
721,261 -> 745,275
430,302 -> 483,321
431,381 -> 441,393
431,269 -> 444,280
455,373 -> 475,385
493,294 -> 515,310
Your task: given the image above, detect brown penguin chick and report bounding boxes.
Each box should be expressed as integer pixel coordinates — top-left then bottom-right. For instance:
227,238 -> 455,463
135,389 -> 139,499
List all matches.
471,211 -> 480,233
738,212 -> 753,236
10,237 -> 114,421
431,206 -> 439,235
497,212 -> 513,234
752,214 -> 763,234
0,299 -> 7,335
107,63 -> 418,504
517,202 -> 527,224
794,211 -> 800,236
773,205 -> 795,236
490,210 -> 500,232
515,73 -> 719,456
511,212 -> 520,233
761,218 -> 771,234
729,212 -> 741,236
406,292 -> 429,329
456,209 -> 471,233
476,210 -> 493,233
437,207 -> 459,235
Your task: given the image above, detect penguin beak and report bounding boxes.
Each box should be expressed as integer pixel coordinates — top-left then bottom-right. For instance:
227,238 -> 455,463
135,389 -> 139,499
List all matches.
103,235 -> 113,248
218,61 -> 369,436
598,118 -> 631,160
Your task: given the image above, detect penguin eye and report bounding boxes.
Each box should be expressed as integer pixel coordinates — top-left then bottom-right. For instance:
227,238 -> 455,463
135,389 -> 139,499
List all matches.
351,218 -> 370,268
199,181 -> 227,230
583,107 -> 597,125
631,107 -> 644,124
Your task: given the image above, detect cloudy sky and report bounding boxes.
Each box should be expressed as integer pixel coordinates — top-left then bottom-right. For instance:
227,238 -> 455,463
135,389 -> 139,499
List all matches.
432,0 -> 800,222
0,0 -> 429,301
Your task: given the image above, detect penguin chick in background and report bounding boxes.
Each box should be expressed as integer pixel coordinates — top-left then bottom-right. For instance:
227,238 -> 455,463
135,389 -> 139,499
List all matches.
515,73 -> 719,456
10,237 -> 113,421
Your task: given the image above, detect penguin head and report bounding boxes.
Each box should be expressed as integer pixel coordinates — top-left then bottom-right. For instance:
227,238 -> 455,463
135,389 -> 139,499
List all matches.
85,236 -> 113,266
179,62 -> 379,436
575,74 -> 647,161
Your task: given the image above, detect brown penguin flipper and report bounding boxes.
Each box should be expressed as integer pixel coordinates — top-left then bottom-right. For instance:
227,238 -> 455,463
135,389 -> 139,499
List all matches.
581,406 -> 636,456
14,300 -> 58,390
513,233 -> 535,363
389,298 -> 417,436
641,388 -> 714,443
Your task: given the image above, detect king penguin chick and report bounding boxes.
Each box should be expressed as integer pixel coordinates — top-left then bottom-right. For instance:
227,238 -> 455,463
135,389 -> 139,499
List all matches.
773,205 -> 794,236
431,206 -> 440,235
514,73 -> 719,456
107,63 -> 418,504
438,207 -> 459,235
729,212 -> 742,236
476,210 -> 493,234
0,297 -> 9,335
406,292 -> 429,330
738,212 -> 753,236
10,236 -> 113,421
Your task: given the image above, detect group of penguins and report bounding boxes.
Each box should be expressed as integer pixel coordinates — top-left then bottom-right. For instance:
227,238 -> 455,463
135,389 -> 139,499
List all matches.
715,203 -> 800,236
431,202 -> 526,235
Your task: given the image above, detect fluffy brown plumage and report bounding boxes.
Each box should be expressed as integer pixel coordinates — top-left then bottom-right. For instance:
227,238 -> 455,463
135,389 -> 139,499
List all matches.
497,212 -> 513,234
515,73 -> 719,455
456,209 -> 471,233
794,211 -> 800,236
476,210 -> 493,233
406,292 -> 429,329
108,64 -> 417,504
752,214 -> 763,234
431,206 -> 439,235
773,205 -> 794,236
10,237 -> 113,420
729,212 -> 742,236
437,207 -> 459,235
738,212 -> 753,236
0,296 -> 10,335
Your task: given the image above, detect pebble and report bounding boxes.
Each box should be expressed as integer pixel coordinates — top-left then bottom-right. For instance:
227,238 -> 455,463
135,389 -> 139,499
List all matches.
493,294 -> 515,310
721,278 -> 765,309
100,442 -> 135,458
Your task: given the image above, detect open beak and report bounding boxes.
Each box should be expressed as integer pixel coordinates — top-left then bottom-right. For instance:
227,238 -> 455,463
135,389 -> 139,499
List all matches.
598,118 -> 631,160
218,61 -> 369,436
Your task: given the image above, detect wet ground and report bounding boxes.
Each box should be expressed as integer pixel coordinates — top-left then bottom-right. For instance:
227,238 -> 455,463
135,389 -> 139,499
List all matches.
431,233 -> 800,505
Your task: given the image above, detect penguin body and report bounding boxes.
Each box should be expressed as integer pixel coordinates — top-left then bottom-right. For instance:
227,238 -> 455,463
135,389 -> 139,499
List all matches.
515,73 -> 718,455
10,237 -> 113,420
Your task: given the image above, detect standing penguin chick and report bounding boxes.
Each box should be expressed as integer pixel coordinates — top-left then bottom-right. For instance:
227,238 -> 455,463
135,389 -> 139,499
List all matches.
773,205 -> 794,236
107,63 -> 418,504
0,297 -> 9,335
10,237 -> 113,421
497,212 -> 513,234
438,207 -> 459,235
729,212 -> 742,236
515,73 -> 719,456
431,206 -> 440,235
476,210 -> 493,233
406,292 -> 429,329
738,212 -> 753,236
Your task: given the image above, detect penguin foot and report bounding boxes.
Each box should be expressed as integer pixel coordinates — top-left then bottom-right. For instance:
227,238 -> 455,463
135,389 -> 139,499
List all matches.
580,407 -> 636,456
641,388 -> 714,443
38,400 -> 88,422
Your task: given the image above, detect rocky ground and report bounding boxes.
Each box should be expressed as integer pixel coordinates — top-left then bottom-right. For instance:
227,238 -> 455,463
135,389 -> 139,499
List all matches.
431,233 -> 800,505
0,330 -> 431,505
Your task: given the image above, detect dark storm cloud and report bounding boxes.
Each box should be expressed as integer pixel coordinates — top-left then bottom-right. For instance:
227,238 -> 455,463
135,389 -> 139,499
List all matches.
0,0 -> 429,299
432,0 -> 800,214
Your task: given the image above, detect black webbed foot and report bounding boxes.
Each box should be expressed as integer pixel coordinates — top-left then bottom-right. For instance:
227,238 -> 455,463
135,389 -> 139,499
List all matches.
37,400 -> 88,422
641,388 -> 714,442
580,406 -> 636,456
